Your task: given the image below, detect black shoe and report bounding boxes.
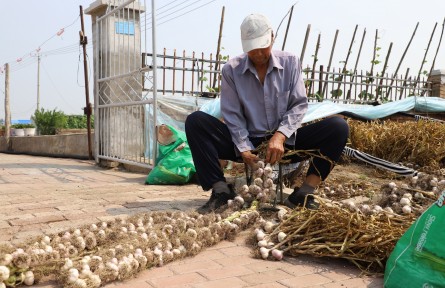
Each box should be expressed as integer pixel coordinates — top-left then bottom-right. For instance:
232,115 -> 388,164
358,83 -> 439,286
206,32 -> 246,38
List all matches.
284,193 -> 319,210
197,184 -> 236,214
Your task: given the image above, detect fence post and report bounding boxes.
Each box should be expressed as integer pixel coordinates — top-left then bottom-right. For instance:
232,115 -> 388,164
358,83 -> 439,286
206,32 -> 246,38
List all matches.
428,69 -> 445,98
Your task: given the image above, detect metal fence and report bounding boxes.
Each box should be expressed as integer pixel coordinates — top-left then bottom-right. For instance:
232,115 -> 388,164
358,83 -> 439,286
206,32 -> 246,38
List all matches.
144,53 -> 432,104
304,65 -> 432,103
143,50 -> 226,98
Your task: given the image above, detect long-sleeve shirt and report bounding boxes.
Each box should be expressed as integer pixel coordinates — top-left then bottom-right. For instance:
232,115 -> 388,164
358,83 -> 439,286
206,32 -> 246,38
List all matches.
220,50 -> 308,153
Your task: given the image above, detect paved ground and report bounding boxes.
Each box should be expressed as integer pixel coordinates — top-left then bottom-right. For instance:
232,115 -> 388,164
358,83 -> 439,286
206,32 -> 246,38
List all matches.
0,153 -> 383,287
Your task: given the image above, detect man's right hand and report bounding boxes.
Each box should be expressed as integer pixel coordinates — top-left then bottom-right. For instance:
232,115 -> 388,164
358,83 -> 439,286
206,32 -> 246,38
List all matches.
240,150 -> 260,167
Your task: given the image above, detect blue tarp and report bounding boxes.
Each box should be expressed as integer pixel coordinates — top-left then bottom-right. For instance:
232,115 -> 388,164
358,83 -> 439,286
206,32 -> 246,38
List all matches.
11,119 -> 32,124
200,96 -> 445,123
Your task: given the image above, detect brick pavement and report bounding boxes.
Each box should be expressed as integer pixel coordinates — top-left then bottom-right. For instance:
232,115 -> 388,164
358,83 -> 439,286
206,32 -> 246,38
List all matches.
0,153 -> 383,287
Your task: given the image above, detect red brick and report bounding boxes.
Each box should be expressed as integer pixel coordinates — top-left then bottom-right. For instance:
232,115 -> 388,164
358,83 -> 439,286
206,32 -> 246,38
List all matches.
278,273 -> 332,287
9,215 -> 65,226
149,272 -> 205,288
240,269 -> 293,285
169,259 -> 222,274
193,277 -> 247,288
198,265 -> 254,280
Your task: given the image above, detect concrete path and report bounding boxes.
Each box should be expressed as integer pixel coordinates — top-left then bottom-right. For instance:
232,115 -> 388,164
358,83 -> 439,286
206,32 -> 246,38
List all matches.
0,153 -> 383,287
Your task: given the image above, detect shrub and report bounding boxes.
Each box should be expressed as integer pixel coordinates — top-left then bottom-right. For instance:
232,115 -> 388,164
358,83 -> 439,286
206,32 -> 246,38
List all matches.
11,124 -> 26,129
65,115 -> 94,129
31,108 -> 67,135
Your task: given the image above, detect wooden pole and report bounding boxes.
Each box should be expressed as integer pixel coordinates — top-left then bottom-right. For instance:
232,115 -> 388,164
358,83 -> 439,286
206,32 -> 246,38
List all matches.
413,22 -> 437,90
342,25 -> 358,72
385,22 -> 419,98
300,24 -> 311,63
347,28 -> 366,99
322,29 -> 339,97
399,68 -> 410,100
422,17 -> 445,96
79,5 -> 93,160
336,25 -> 358,95
376,42 -> 393,100
5,63 -> 10,146
365,29 -> 379,96
428,17 -> 445,76
309,33 -> 321,96
37,54 -> 41,111
212,6 -> 225,89
281,5 -> 294,51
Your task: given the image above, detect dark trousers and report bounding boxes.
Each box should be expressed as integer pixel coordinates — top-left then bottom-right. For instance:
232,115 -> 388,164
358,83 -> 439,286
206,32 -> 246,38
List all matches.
185,111 -> 349,191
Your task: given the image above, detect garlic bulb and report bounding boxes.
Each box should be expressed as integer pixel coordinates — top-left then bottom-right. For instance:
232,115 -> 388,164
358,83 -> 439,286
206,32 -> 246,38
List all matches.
271,249 -> 283,261
402,205 -> 412,214
400,197 -> 411,206
277,232 -> 287,242
0,265 -> 10,281
259,247 -> 269,259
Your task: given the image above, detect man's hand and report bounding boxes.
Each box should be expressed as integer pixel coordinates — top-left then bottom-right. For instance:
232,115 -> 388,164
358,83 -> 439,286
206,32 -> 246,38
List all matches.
240,150 -> 260,167
266,131 -> 286,165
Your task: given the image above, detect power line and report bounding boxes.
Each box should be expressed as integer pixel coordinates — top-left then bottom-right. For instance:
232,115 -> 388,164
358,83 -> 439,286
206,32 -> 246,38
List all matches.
1,15 -> 80,68
142,0 -> 218,32
142,0 -> 197,22
41,61 -> 78,110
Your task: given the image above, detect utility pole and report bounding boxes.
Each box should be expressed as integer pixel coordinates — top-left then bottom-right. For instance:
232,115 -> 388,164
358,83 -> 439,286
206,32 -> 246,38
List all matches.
37,54 -> 41,111
80,5 -> 93,160
5,63 -> 10,145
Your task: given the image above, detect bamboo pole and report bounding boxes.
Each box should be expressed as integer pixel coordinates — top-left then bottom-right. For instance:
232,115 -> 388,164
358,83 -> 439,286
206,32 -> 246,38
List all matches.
212,6 -> 225,89
376,42 -> 393,100
281,5 -> 294,51
365,29 -> 379,97
399,68 -> 410,100
347,28 -> 366,99
336,25 -> 358,97
322,29 -> 339,97
300,24 -> 311,64
428,17 -> 445,76
309,33 -> 321,96
412,22 -> 437,90
385,22 -> 419,98
422,17 -> 445,96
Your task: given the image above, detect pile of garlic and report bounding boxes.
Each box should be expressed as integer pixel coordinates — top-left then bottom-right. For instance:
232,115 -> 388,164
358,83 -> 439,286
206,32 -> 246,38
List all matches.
0,209 -> 260,287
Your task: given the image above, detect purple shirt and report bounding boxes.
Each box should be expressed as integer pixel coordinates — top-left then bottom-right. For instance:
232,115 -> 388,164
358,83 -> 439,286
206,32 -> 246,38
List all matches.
220,50 -> 308,153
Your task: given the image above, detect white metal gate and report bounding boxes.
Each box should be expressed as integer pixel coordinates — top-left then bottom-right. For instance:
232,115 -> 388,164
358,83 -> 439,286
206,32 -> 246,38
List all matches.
91,0 -> 155,168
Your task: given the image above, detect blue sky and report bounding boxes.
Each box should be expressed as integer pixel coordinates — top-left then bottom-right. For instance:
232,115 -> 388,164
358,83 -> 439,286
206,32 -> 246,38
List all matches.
1,0 -> 444,120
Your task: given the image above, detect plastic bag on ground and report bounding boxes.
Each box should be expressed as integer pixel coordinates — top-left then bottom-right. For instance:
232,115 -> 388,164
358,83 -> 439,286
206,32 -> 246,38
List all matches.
384,190 -> 445,287
145,124 -> 196,185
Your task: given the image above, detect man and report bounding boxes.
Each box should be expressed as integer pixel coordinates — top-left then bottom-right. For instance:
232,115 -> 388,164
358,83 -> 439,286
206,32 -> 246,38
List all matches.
185,14 -> 349,213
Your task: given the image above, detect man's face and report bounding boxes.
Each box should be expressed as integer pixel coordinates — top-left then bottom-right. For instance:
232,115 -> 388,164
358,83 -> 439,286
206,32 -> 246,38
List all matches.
247,35 -> 273,66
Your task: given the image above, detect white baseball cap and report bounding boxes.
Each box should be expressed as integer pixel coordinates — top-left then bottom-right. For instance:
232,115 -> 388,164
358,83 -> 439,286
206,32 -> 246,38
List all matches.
240,14 -> 273,53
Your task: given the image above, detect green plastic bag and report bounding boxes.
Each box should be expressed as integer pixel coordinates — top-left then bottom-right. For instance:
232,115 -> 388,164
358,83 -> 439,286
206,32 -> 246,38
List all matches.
384,190 -> 445,287
146,125 -> 196,185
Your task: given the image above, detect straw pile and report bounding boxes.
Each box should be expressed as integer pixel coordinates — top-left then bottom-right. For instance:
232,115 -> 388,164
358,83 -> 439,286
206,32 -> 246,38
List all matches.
348,119 -> 445,171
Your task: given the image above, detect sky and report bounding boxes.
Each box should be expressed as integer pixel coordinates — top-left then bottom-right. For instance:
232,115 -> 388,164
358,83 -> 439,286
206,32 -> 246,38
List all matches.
1,0 -> 444,121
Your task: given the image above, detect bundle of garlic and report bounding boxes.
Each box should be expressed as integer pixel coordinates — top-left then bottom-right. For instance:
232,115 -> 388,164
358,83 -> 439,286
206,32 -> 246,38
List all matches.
252,216 -> 287,262
0,208 -> 260,288
253,201 -> 416,274
236,161 -> 277,206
